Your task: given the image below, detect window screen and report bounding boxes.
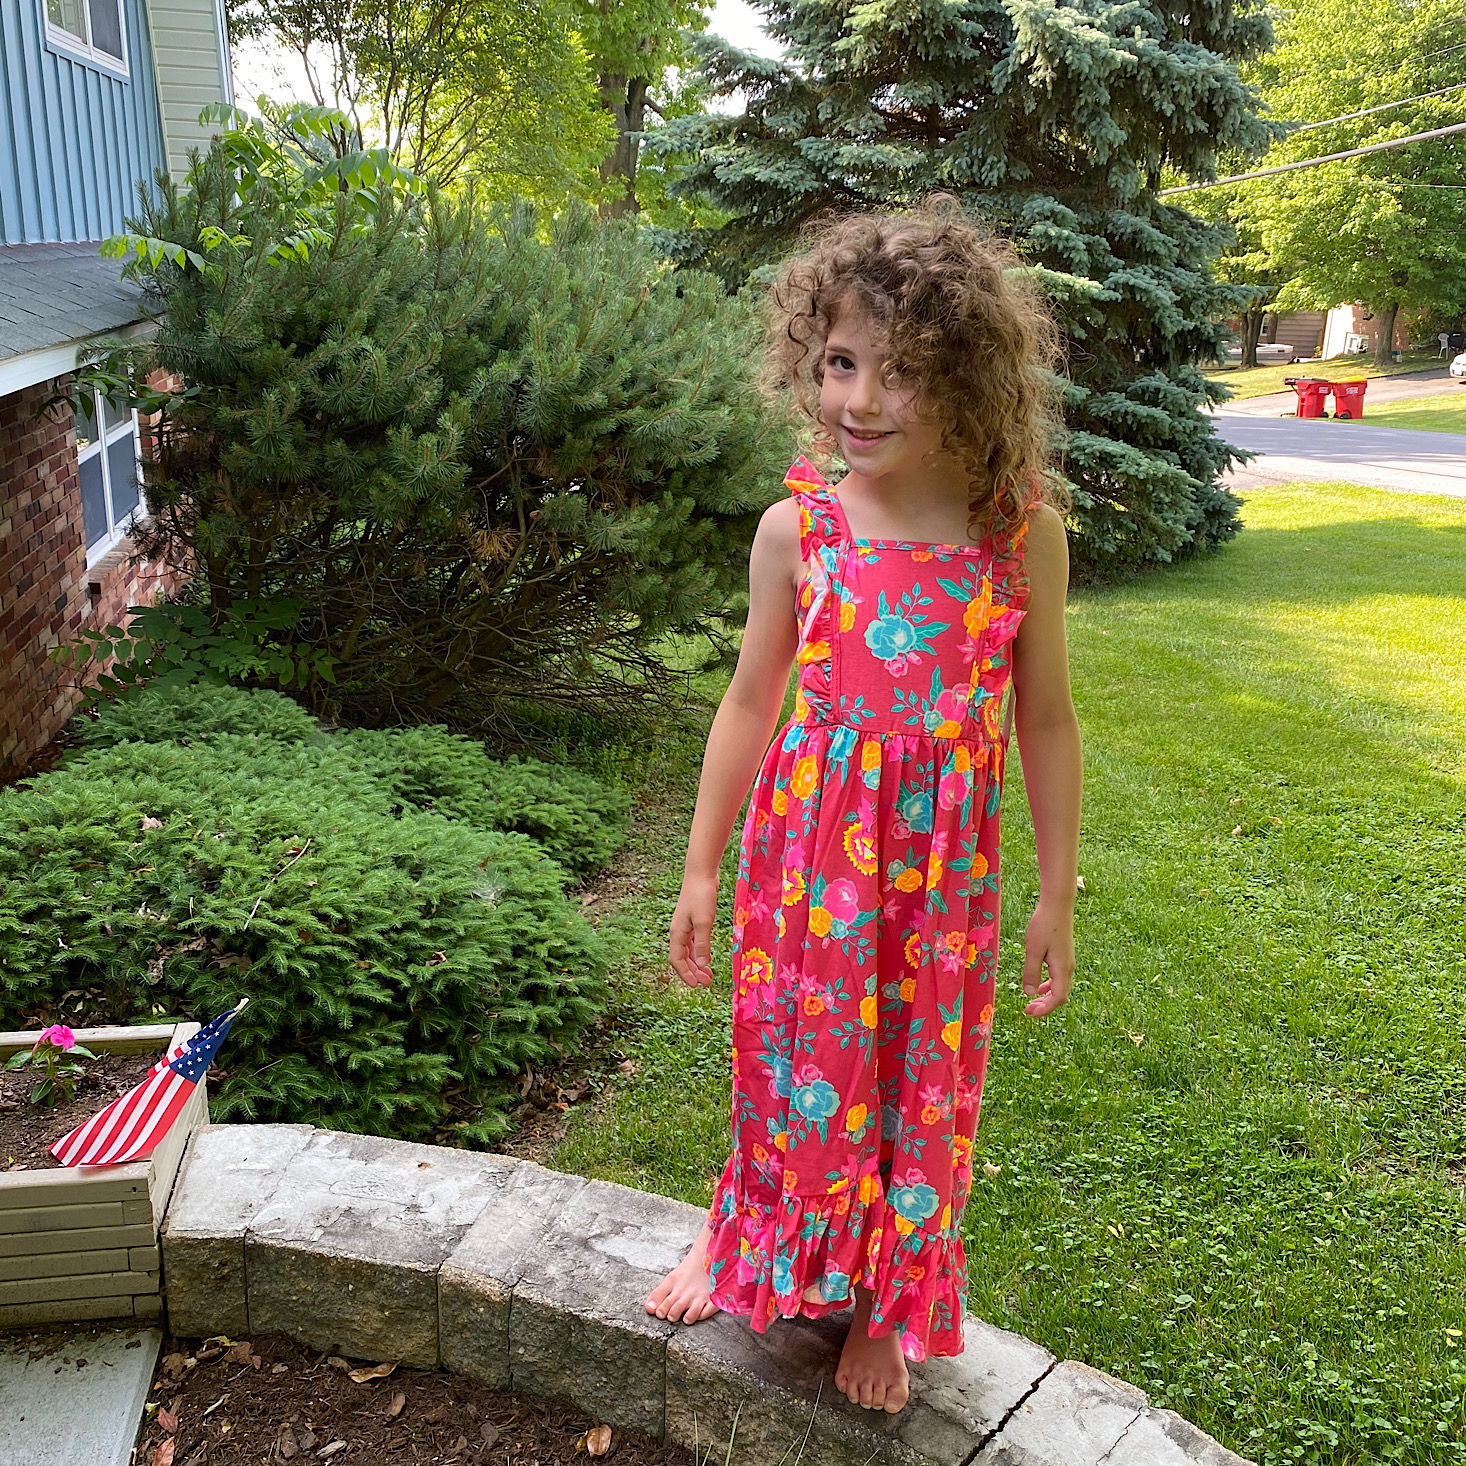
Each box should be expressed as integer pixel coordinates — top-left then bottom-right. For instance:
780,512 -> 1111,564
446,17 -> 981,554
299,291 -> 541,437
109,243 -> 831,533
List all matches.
86,0 -> 123,58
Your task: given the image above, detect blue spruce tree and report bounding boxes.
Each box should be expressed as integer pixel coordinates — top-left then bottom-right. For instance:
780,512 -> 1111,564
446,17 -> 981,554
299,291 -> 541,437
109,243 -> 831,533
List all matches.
649,0 -> 1278,573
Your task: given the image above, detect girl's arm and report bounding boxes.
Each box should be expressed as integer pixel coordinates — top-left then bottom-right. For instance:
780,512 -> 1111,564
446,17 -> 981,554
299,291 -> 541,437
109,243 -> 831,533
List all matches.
1010,503 -> 1082,1018
669,498 -> 802,987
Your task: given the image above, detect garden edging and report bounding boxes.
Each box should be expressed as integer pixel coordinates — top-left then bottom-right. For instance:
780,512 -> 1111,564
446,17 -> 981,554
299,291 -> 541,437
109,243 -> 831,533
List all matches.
159,1125 -> 1251,1466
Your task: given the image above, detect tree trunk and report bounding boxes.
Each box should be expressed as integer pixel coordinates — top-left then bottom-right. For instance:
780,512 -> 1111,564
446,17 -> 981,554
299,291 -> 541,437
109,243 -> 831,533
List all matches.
598,72 -> 649,219
1373,301 -> 1401,365
1241,307 -> 1266,369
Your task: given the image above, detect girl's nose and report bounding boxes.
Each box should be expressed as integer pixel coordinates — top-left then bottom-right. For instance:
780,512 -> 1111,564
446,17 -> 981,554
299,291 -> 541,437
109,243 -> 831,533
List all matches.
847,368 -> 882,418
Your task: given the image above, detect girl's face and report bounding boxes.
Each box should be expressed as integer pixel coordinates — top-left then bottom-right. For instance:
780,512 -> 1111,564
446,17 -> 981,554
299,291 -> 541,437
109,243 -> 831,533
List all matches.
818,307 -> 944,477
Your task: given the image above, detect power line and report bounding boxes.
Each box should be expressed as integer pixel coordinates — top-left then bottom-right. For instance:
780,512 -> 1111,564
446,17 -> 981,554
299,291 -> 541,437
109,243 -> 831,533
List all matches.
1160,118 -> 1466,195
1291,80 -> 1466,131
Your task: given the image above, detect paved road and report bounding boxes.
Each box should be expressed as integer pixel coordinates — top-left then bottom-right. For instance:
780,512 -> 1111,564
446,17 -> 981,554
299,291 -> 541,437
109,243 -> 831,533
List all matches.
1212,412 -> 1466,499
1217,366 -> 1460,418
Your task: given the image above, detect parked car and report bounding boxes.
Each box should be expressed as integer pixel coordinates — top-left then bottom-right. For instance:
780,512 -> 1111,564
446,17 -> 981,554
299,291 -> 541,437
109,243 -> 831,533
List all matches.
1451,351 -> 1466,379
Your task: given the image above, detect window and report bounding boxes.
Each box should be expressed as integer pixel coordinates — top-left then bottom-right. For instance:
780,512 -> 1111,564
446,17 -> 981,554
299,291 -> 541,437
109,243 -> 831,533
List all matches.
75,390 -> 143,562
44,0 -> 127,73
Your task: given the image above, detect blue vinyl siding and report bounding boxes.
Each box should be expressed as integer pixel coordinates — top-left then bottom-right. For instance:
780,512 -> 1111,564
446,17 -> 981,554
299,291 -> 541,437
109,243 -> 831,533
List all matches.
0,0 -> 168,243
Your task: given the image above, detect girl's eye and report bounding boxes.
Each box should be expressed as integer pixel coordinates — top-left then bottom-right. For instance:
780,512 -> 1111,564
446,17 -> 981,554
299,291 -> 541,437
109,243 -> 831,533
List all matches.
827,353 -> 855,371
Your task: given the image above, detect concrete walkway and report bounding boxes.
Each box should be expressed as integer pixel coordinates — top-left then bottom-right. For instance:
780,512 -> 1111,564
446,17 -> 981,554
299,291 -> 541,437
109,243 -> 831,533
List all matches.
1215,366 -> 1459,418
1212,413 -> 1466,499
0,1324 -> 161,1466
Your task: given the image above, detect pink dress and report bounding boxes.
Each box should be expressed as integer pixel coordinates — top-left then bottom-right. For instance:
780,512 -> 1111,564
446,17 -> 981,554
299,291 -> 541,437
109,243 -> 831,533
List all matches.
703,456 -> 1029,1362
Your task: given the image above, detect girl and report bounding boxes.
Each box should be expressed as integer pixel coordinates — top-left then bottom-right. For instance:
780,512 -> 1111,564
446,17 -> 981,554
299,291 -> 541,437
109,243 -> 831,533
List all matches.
644,198 -> 1082,1415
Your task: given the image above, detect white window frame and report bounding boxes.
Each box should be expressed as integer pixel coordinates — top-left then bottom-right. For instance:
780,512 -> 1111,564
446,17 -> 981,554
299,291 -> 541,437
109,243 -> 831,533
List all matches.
42,0 -> 130,80
76,388 -> 145,567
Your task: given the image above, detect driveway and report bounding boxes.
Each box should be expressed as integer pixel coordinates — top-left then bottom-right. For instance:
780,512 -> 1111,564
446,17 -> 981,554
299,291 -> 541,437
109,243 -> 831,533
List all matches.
1213,414 -> 1466,499
1216,366 -> 1459,418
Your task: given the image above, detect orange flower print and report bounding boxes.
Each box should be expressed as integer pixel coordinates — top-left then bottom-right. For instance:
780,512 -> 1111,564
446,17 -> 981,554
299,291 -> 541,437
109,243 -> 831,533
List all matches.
932,720 -> 962,738
953,745 -> 971,774
772,786 -> 789,816
804,993 -> 826,1017
970,849 -> 988,879
900,976 -> 916,1002
782,1168 -> 798,1192
860,995 -> 878,1028
921,1103 -> 940,1124
894,865 -> 923,893
840,601 -> 858,632
911,548 -> 934,562
908,1264 -> 927,1283
860,739 -> 882,772
834,1194 -> 850,1216
809,906 -> 833,937
940,1204 -> 952,1231
964,580 -> 993,638
859,1173 -> 882,1205
904,932 -> 924,967
753,1143 -> 769,1162
926,854 -> 945,890
773,1130 -> 788,1152
797,639 -> 831,666
790,756 -> 819,800
941,1019 -> 961,1051
781,866 -> 808,906
845,1103 -> 868,1134
978,1002 -> 994,1025
893,1213 -> 916,1236
738,947 -> 773,994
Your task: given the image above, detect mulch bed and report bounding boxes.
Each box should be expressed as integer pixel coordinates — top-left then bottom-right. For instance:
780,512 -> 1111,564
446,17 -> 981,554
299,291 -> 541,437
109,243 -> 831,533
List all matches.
135,1335 -> 694,1466
1,1049 -> 158,1170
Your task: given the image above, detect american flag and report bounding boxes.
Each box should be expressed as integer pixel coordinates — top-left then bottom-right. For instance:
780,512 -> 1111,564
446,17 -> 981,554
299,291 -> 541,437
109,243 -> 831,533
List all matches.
50,1000 -> 246,1168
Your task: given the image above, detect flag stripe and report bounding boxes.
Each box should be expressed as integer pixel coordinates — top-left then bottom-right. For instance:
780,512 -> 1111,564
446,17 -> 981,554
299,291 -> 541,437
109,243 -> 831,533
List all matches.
50,1004 -> 242,1167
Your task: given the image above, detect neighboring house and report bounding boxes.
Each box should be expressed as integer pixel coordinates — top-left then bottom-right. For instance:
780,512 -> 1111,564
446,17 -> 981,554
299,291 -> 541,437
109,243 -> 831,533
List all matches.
0,0 -> 231,777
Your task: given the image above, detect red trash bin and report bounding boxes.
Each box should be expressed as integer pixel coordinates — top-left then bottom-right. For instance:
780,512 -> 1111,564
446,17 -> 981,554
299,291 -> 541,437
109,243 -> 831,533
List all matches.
1331,379 -> 1368,418
1284,377 -> 1333,418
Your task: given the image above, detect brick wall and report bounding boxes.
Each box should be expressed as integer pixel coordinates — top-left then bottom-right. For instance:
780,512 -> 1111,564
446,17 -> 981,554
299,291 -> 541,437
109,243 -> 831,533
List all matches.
0,376 -> 187,780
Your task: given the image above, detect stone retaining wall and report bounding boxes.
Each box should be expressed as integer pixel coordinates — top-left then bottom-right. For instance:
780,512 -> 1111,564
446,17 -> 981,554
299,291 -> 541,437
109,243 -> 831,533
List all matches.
161,1125 -> 1251,1466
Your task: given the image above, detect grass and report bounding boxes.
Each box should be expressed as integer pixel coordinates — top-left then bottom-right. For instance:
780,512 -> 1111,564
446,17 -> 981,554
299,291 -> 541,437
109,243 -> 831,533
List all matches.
549,484 -> 1466,1466
1349,390 -> 1466,435
1206,347 -> 1444,401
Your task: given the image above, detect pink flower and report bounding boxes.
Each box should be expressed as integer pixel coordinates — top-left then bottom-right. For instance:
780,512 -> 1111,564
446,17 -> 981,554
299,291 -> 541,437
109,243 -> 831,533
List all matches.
823,878 -> 860,923
34,1024 -> 75,1052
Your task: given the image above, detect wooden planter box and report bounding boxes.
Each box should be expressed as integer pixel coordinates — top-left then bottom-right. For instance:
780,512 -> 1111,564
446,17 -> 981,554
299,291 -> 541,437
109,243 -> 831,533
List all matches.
0,1022 -> 205,1329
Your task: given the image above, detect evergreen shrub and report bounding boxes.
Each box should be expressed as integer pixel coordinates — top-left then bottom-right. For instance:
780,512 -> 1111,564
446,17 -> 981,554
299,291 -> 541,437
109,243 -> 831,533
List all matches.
110,125 -> 790,727
0,687 -> 626,1141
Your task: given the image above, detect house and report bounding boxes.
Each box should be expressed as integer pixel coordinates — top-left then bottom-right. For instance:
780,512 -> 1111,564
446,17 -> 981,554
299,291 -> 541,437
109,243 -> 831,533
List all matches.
0,0 -> 231,778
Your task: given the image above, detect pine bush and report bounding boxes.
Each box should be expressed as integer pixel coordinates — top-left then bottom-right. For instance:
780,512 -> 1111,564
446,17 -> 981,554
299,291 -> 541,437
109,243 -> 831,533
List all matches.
0,734 -> 610,1142
80,685 -> 630,878
117,134 -> 791,726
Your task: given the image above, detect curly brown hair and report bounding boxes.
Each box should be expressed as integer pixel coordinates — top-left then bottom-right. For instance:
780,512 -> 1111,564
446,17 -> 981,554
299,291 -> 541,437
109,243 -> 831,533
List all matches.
762,194 -> 1067,533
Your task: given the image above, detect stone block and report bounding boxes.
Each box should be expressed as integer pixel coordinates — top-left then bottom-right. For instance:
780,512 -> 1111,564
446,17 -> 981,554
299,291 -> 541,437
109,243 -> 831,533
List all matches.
1101,1406 -> 1253,1466
508,1177 -> 705,1438
160,1123 -> 315,1338
973,1360 -> 1147,1466
439,1161 -> 590,1390
665,1309 -> 1053,1466
246,1129 -> 518,1367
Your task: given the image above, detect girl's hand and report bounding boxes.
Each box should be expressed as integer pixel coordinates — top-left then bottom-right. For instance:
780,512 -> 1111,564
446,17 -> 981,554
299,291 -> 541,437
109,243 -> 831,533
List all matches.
1021,900 -> 1075,1018
669,875 -> 719,988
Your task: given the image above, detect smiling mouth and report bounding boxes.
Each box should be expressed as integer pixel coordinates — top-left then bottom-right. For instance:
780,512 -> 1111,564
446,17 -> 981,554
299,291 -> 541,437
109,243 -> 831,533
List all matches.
842,426 -> 893,443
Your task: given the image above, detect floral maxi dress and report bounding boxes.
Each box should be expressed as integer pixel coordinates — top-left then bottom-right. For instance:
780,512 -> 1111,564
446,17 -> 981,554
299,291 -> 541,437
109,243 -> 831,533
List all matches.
703,457 -> 1029,1363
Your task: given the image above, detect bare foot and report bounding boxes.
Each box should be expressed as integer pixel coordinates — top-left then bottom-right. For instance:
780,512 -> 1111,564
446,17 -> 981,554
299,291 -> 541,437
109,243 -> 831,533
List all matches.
645,1220 -> 720,1325
834,1287 -> 910,1412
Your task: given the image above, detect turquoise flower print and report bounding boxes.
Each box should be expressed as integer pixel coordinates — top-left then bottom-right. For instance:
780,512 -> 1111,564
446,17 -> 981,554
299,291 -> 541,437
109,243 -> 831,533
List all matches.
818,1270 -> 851,1302
889,1181 -> 941,1226
895,786 -> 934,836
767,1054 -> 793,1098
772,1253 -> 796,1296
793,1079 -> 841,1121
863,589 -> 948,676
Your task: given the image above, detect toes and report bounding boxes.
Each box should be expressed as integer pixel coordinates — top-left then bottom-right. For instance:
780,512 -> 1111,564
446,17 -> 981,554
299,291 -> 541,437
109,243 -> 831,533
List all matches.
870,1379 -> 887,1411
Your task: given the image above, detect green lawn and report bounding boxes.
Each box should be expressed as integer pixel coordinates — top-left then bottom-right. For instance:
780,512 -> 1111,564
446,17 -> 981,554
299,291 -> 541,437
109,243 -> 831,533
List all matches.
1354,390 -> 1466,435
549,484 -> 1466,1466
1206,348 -> 1444,401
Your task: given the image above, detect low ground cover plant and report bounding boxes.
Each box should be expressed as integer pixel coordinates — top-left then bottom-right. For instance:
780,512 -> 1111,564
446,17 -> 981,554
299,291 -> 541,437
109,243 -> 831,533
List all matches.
0,685 -> 627,1141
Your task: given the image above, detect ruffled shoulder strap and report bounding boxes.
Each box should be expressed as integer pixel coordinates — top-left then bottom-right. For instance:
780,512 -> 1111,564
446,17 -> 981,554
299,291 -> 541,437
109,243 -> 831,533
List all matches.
785,456 -> 849,563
